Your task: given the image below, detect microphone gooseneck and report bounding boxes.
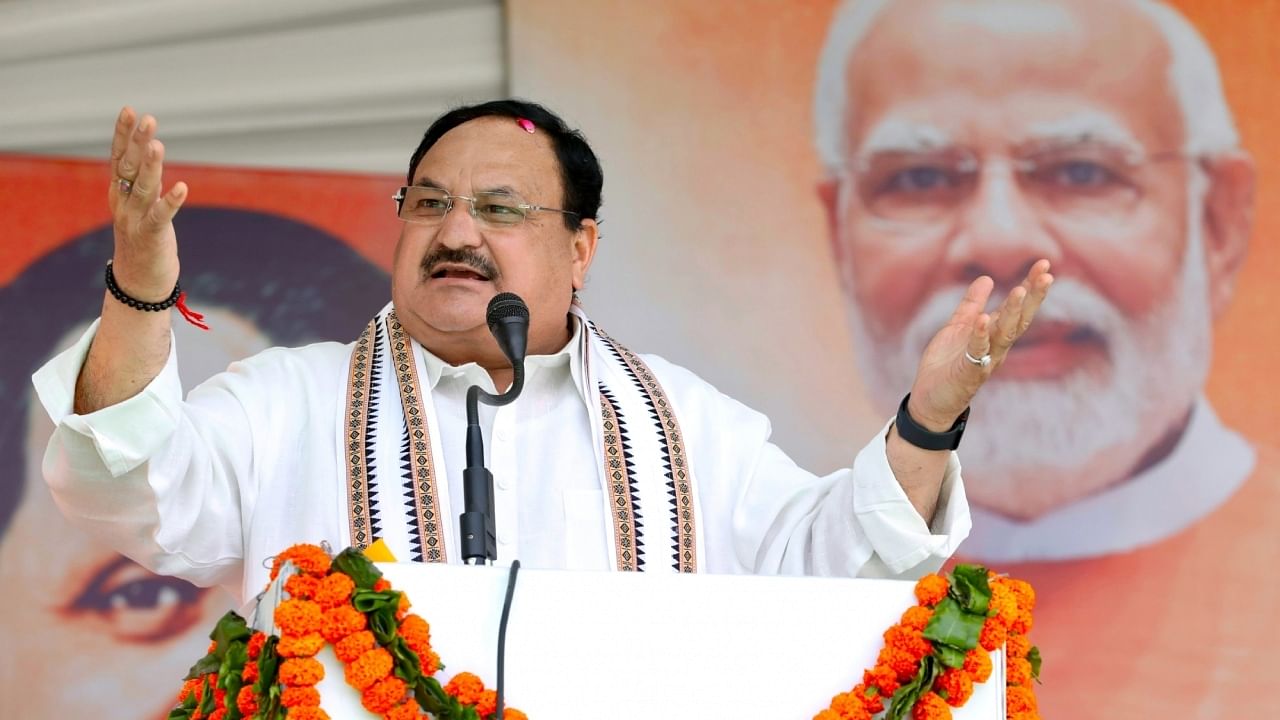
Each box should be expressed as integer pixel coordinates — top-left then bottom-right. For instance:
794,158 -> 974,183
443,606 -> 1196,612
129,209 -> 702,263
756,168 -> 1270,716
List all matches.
460,293 -> 530,565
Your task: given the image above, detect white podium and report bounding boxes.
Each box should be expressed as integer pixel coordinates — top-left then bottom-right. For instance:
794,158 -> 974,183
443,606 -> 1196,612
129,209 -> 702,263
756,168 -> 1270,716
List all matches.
287,563 -> 1005,719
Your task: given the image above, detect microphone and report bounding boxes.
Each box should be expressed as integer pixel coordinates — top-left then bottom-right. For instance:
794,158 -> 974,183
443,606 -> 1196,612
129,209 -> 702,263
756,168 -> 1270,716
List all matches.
460,293 -> 530,565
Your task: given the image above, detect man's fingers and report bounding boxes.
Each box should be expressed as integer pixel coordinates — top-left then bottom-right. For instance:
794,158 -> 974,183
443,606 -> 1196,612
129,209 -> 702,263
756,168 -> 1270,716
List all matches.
143,182 -> 188,232
1017,263 -> 1054,333
116,114 -> 155,182
109,107 -> 134,167
989,286 -> 1027,356
965,313 -> 993,372
126,139 -> 165,212
949,275 -> 995,324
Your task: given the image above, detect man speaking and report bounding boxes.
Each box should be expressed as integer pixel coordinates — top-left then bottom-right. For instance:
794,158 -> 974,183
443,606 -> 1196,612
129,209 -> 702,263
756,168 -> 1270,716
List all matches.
33,99 -> 1051,601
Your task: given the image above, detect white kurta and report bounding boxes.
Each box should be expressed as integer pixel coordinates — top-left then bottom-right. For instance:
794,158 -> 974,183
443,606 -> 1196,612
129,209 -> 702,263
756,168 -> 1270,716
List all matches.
33,316 -> 970,603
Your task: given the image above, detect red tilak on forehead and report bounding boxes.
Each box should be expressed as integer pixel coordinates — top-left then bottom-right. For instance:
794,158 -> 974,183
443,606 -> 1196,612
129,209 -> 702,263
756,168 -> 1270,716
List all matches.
516,117 -> 536,134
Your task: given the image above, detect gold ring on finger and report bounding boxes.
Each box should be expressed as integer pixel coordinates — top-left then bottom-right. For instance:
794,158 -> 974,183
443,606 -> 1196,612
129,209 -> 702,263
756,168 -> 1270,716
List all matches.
117,177 -> 133,195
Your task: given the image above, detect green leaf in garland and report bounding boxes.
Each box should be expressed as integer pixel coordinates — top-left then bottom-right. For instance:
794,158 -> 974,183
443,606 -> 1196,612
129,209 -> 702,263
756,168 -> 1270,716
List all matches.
390,636 -> 424,683
923,596 -> 985,651
370,608 -> 399,645
351,588 -> 400,613
221,642 -> 249,720
185,653 -> 221,680
1028,645 -> 1043,683
416,676 -> 453,716
254,636 -> 282,720
933,642 -> 967,669
211,611 -> 251,650
333,547 -> 383,590
884,655 -> 941,720
196,675 -> 216,717
948,564 -> 991,615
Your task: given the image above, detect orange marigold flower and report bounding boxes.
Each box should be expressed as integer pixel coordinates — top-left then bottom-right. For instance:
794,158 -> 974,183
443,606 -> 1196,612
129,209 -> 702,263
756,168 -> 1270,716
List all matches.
282,686 -> 322,708
384,703 -> 423,720
934,668 -> 974,707
828,691 -> 871,720
1006,634 -> 1032,660
863,664 -> 901,696
1011,607 -> 1034,636
363,677 -> 409,715
286,574 -> 322,600
475,689 -> 498,718
914,574 -> 949,607
987,583 -> 1018,628
276,598 -> 324,637
374,578 -> 392,592
336,630 -> 379,664
814,711 -> 842,720
877,645 -> 921,682
962,648 -> 993,684
851,683 -> 884,714
346,648 -> 395,691
286,708 -> 331,720
444,672 -> 485,706
503,710 -> 528,720
178,678 -> 201,703
270,544 -> 332,580
396,591 -> 412,621
208,710 -> 227,720
900,605 -> 933,632
279,631 -> 326,659
207,640 -> 218,654
1005,579 -> 1036,612
247,632 -> 266,660
321,604 -> 369,643
978,617 -> 1008,652
911,691 -> 953,720
1009,713 -> 1041,720
242,661 -> 260,684
236,686 -> 258,716
399,615 -> 432,653
279,657 -> 325,687
315,572 -> 357,610
418,650 -> 442,677
884,624 -> 933,661
1007,685 -> 1038,714
1007,658 -> 1033,687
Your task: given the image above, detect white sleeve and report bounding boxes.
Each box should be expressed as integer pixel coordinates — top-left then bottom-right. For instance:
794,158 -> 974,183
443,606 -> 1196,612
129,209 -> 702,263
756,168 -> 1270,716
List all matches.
31,319 -> 253,591
732,417 -> 971,580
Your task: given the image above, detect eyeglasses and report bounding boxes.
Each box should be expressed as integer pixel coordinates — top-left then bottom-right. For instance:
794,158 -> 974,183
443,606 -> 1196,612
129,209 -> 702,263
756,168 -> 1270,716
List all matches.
841,141 -> 1188,228
392,186 -> 580,227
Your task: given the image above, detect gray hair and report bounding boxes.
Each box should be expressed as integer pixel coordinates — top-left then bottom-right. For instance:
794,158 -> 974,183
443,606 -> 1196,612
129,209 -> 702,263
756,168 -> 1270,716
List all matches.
812,0 -> 1241,172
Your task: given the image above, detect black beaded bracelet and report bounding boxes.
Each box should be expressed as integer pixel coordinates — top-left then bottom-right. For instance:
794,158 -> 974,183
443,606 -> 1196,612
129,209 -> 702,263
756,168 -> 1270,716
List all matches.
104,260 -> 181,312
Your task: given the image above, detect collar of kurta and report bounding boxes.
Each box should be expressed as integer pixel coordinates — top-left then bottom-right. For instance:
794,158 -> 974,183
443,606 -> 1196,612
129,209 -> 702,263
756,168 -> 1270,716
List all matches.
341,300 -> 703,572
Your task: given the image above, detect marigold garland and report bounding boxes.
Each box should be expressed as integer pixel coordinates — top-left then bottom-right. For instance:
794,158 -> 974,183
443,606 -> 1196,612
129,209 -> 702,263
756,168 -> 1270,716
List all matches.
815,564 -> 1042,720
170,542 -> 527,720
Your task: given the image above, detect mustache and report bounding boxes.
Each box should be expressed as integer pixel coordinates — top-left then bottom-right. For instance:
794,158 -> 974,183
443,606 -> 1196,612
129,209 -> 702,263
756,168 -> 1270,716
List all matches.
420,247 -> 500,281
899,278 -> 1121,360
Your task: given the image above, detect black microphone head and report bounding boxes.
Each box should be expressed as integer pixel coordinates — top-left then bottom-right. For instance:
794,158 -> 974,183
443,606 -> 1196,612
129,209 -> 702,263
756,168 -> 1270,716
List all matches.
486,292 -> 529,366
486,292 -> 529,328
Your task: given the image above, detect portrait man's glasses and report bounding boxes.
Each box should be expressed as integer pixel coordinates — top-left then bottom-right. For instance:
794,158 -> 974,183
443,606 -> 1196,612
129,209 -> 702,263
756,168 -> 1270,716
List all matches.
844,140 -> 1188,228
392,186 -> 579,227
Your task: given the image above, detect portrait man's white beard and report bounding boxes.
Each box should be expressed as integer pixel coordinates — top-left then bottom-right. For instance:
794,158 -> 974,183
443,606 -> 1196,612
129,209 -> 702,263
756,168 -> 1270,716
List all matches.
846,186 -> 1214,519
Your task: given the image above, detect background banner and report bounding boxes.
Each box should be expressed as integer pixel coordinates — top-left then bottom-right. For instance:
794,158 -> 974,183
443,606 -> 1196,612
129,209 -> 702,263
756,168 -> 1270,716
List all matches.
509,0 -> 1279,716
0,154 -> 400,719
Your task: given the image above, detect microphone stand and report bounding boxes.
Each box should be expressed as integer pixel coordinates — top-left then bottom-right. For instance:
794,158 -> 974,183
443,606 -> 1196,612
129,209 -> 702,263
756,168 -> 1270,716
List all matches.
459,292 -> 530,566
459,368 -> 524,565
